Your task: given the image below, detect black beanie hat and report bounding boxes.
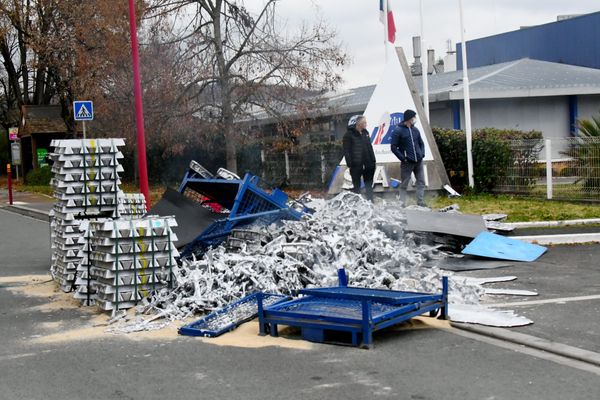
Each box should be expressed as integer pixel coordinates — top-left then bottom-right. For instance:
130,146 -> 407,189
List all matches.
402,109 -> 416,122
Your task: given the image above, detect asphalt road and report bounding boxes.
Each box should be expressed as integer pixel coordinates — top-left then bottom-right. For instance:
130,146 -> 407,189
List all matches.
1,208 -> 599,400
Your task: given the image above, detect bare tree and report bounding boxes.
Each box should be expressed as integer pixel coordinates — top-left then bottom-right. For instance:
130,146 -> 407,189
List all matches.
0,0 -> 133,133
146,0 -> 346,172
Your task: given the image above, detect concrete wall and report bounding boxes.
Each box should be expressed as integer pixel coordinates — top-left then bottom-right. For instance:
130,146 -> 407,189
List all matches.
429,103 -> 454,129
430,96 -> 573,159
578,94 -> 600,121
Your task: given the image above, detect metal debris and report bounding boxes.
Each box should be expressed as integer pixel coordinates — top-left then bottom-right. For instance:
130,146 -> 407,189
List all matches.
116,192 -> 490,332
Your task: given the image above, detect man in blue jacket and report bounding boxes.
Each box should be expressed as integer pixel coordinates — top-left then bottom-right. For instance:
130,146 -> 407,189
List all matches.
390,109 -> 426,207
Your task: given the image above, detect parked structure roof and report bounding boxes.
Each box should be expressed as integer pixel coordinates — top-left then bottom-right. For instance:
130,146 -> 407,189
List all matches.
249,58 -> 600,124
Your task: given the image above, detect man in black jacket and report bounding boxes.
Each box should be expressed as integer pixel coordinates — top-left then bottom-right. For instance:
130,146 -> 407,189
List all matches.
343,115 -> 376,201
390,109 -> 426,207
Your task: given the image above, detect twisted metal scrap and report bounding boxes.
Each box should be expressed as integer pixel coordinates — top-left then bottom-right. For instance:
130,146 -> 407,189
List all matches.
108,192 -> 484,334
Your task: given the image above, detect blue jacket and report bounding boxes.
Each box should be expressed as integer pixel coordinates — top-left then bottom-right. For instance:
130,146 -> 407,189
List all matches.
390,123 -> 425,162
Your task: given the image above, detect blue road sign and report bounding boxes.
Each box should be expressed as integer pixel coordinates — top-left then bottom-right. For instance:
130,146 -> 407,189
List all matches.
73,101 -> 94,121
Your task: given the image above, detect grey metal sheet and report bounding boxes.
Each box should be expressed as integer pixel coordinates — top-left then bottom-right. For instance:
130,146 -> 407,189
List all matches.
405,209 -> 487,238
149,188 -> 222,248
430,256 -> 513,272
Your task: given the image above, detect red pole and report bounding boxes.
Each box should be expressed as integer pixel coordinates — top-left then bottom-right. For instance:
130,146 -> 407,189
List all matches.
127,0 -> 150,210
7,164 -> 13,205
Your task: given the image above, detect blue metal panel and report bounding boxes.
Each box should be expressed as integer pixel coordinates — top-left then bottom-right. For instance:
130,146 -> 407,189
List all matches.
457,12 -> 600,70
569,95 -> 579,136
179,292 -> 289,337
452,101 -> 461,130
462,232 -> 547,262
298,286 -> 442,305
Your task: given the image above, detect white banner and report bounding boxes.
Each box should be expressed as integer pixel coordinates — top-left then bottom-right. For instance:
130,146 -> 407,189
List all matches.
341,43 -> 434,165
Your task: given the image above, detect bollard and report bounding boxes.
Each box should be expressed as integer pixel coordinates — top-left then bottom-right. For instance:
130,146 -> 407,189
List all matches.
7,163 -> 13,205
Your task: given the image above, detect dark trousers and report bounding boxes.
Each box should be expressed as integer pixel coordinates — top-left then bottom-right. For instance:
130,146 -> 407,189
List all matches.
349,164 -> 375,201
399,160 -> 426,206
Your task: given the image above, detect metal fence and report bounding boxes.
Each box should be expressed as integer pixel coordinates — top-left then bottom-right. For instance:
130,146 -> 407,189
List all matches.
238,145 -> 343,190
239,137 -> 600,201
494,137 -> 600,201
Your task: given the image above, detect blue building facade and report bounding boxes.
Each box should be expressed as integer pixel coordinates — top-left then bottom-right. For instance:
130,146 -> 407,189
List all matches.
457,12 -> 600,70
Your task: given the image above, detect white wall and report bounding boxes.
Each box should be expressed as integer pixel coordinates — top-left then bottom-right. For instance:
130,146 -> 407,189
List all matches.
578,94 -> 600,122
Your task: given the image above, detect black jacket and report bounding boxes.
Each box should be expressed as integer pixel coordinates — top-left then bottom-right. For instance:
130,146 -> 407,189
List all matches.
390,123 -> 425,162
343,128 -> 376,168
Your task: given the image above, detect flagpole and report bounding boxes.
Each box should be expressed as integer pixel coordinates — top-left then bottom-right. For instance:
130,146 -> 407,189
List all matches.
383,0 -> 389,61
420,0 -> 430,121
458,0 -> 474,188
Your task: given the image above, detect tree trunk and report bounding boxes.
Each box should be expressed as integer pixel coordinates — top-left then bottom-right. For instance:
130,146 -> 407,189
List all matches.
212,0 -> 237,173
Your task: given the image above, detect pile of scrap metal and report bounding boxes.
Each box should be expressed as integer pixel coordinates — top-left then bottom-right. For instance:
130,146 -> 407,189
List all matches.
150,161 -> 308,258
109,171 -> 544,334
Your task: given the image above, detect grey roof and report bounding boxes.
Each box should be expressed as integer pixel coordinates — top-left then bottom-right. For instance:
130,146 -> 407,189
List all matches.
248,58 -> 600,123
421,58 -> 600,101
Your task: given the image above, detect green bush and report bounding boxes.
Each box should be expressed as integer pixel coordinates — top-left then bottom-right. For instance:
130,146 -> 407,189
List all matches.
432,127 -> 543,193
565,112 -> 600,192
25,165 -> 52,185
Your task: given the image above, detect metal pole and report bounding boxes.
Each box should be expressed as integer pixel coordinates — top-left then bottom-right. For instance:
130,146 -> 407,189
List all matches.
546,139 -> 553,200
128,0 -> 150,210
7,164 -> 13,205
383,0 -> 389,61
83,121 -> 87,140
420,0 -> 430,120
458,0 -> 474,188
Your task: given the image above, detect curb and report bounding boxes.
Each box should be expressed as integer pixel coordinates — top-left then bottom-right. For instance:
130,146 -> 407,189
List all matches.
513,233 -> 600,245
2,205 -> 50,222
451,322 -> 600,367
506,218 -> 600,229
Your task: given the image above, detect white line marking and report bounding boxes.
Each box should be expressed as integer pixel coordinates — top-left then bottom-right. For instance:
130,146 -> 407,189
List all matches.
0,352 -> 37,362
490,294 -> 600,308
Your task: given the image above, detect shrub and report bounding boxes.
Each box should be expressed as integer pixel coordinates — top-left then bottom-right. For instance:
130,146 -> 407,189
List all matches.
565,112 -> 600,192
432,127 -> 543,193
25,165 -> 52,185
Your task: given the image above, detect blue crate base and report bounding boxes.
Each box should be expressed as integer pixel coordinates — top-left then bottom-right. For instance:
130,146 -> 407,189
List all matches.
258,278 -> 448,349
179,292 -> 288,337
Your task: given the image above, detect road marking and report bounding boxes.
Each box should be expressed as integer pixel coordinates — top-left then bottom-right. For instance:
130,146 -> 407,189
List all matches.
0,352 -> 37,362
490,294 -> 600,308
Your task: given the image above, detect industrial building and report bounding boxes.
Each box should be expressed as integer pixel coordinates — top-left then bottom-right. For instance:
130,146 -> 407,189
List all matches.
250,12 -> 600,159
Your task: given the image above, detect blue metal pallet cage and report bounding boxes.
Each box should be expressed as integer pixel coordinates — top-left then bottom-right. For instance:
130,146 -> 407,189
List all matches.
257,276 -> 449,349
178,170 -> 305,256
179,292 -> 289,337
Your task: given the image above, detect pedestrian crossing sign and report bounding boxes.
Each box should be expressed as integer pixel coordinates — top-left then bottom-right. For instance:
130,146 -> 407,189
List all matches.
73,101 -> 94,121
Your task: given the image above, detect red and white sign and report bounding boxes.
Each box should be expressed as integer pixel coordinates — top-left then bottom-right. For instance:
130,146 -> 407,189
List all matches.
8,127 -> 18,141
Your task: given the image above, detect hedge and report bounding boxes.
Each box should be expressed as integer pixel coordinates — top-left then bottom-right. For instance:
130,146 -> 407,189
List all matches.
432,127 -> 543,193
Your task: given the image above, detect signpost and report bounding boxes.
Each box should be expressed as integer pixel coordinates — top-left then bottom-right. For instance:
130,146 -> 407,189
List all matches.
73,100 -> 94,139
10,141 -> 21,181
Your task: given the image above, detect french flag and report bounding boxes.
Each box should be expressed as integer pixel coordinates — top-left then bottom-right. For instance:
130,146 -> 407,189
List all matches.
379,0 -> 396,43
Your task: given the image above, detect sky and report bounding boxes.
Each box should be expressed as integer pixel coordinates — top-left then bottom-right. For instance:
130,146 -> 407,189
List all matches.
245,0 -> 600,89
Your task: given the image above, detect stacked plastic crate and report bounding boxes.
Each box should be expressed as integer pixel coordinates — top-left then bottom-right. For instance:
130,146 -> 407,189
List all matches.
49,138 -> 125,292
89,217 -> 178,312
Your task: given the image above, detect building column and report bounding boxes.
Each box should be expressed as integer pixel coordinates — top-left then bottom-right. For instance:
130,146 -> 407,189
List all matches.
452,101 -> 461,130
569,95 -> 578,136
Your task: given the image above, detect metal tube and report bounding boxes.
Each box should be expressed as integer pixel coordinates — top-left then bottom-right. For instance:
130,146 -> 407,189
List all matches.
7,164 -> 13,205
546,139 -> 553,200
383,0 -> 388,61
128,0 -> 150,210
458,0 -> 474,188
420,0 -> 430,120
